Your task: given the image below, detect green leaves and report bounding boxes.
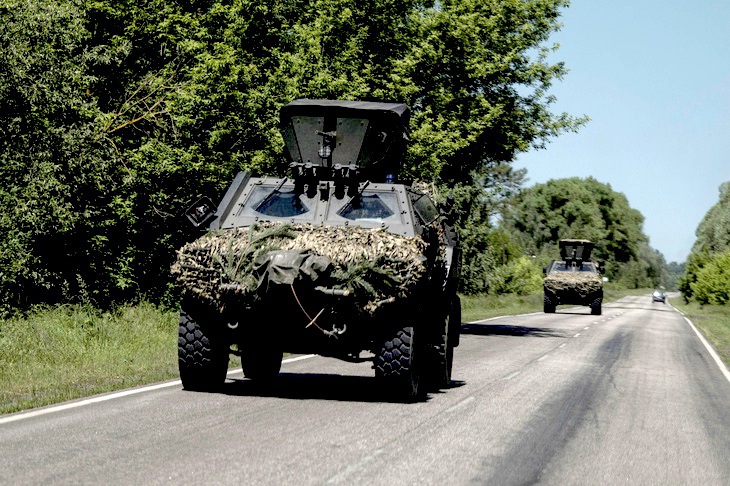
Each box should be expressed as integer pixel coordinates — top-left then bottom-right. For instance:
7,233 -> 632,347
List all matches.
1,0 -> 586,312
681,182 -> 730,303
689,250 -> 730,305
503,177 -> 659,286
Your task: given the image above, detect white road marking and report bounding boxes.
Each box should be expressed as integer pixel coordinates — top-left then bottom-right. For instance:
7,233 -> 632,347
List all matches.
537,355 -> 548,362
469,311 -> 542,323
680,315 -> 730,383
0,354 -> 317,426
446,396 -> 475,413
583,326 -> 590,330
558,343 -> 567,349
573,333 -> 581,338
325,449 -> 384,484
504,371 -> 521,380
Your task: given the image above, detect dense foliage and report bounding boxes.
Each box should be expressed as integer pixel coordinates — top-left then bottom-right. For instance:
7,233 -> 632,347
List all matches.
501,177 -> 667,289
679,182 -> 730,304
1,0 -> 583,313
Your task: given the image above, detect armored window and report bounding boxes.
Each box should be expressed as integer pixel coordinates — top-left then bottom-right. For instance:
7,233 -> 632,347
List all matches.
255,190 -> 309,217
337,194 -> 394,221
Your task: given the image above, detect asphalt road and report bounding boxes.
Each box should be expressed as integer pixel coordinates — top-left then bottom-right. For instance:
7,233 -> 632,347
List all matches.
2,295 -> 729,485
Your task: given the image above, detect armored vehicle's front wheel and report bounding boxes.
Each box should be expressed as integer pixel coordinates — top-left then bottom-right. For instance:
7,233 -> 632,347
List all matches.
178,310 -> 229,391
590,299 -> 602,316
422,295 -> 458,389
240,344 -> 283,382
374,325 -> 420,399
543,294 -> 556,313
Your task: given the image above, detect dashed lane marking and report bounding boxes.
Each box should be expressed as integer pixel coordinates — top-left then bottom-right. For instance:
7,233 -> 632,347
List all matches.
446,396 -> 476,413
325,449 -> 385,484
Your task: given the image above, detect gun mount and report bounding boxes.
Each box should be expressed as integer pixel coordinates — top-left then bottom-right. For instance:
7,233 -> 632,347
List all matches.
559,239 -> 594,266
280,99 -> 410,196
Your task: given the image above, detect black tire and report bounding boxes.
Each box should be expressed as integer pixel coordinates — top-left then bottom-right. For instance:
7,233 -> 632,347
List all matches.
422,296 -> 455,390
241,345 -> 283,382
449,294 -> 462,348
374,325 -> 419,399
590,299 -> 602,316
543,294 -> 556,313
178,310 -> 229,391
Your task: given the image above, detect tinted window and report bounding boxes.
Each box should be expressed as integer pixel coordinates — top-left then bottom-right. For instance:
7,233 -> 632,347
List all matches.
338,194 -> 394,220
255,191 -> 309,217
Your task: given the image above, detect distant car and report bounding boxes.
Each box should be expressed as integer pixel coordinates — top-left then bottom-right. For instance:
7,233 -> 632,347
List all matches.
652,290 -> 667,304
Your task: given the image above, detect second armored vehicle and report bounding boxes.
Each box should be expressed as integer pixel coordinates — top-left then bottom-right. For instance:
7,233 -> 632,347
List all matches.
543,239 -> 604,315
172,99 -> 461,399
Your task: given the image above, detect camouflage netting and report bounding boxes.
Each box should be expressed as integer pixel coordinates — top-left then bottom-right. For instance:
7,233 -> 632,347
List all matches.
171,222 -> 432,314
544,271 -> 602,298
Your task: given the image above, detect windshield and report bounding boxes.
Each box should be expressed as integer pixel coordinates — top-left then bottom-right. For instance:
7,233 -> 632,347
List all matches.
337,194 -> 394,221
237,185 -> 317,222
255,191 -> 309,217
551,261 -> 597,273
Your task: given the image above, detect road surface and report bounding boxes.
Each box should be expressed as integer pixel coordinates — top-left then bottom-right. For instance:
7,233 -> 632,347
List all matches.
1,295 -> 729,485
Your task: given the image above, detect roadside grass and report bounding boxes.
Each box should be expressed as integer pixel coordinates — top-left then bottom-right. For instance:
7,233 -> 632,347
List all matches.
0,303 -> 180,415
671,299 -> 730,367
460,293 -> 543,322
460,286 -> 654,323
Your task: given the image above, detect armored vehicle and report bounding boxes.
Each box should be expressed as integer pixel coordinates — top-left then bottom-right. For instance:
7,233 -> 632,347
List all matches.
172,99 -> 461,399
543,239 -> 604,315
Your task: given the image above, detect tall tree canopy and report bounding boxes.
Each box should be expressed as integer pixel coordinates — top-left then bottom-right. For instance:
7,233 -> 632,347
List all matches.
503,177 -> 664,287
691,181 -> 730,255
679,181 -> 730,303
0,0 -> 582,313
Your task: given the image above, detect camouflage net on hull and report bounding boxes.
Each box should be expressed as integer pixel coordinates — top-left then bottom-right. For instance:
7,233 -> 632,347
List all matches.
544,271 -> 602,299
171,222 -> 430,314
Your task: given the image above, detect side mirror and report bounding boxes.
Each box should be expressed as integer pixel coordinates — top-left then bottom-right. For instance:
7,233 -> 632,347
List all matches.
542,266 -> 547,274
184,196 -> 216,228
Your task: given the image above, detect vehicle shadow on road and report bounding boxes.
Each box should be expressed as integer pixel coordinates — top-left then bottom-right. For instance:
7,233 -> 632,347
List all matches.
460,322 -> 568,338
214,373 -> 465,404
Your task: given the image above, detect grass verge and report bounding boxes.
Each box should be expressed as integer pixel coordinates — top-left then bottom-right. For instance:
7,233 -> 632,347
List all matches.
671,299 -> 730,368
460,293 -> 543,322
0,303 -> 180,415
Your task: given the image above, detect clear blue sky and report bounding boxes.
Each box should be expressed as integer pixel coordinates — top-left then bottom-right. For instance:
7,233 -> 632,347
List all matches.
514,0 -> 730,264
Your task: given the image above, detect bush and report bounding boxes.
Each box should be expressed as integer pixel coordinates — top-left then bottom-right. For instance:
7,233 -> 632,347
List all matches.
488,256 -> 543,296
691,250 -> 730,305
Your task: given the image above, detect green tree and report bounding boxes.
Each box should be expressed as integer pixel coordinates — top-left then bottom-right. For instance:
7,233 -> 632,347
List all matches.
680,182 -> 730,302
0,0 -> 120,311
0,0 -> 585,312
503,177 -> 652,285
690,250 -> 730,305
